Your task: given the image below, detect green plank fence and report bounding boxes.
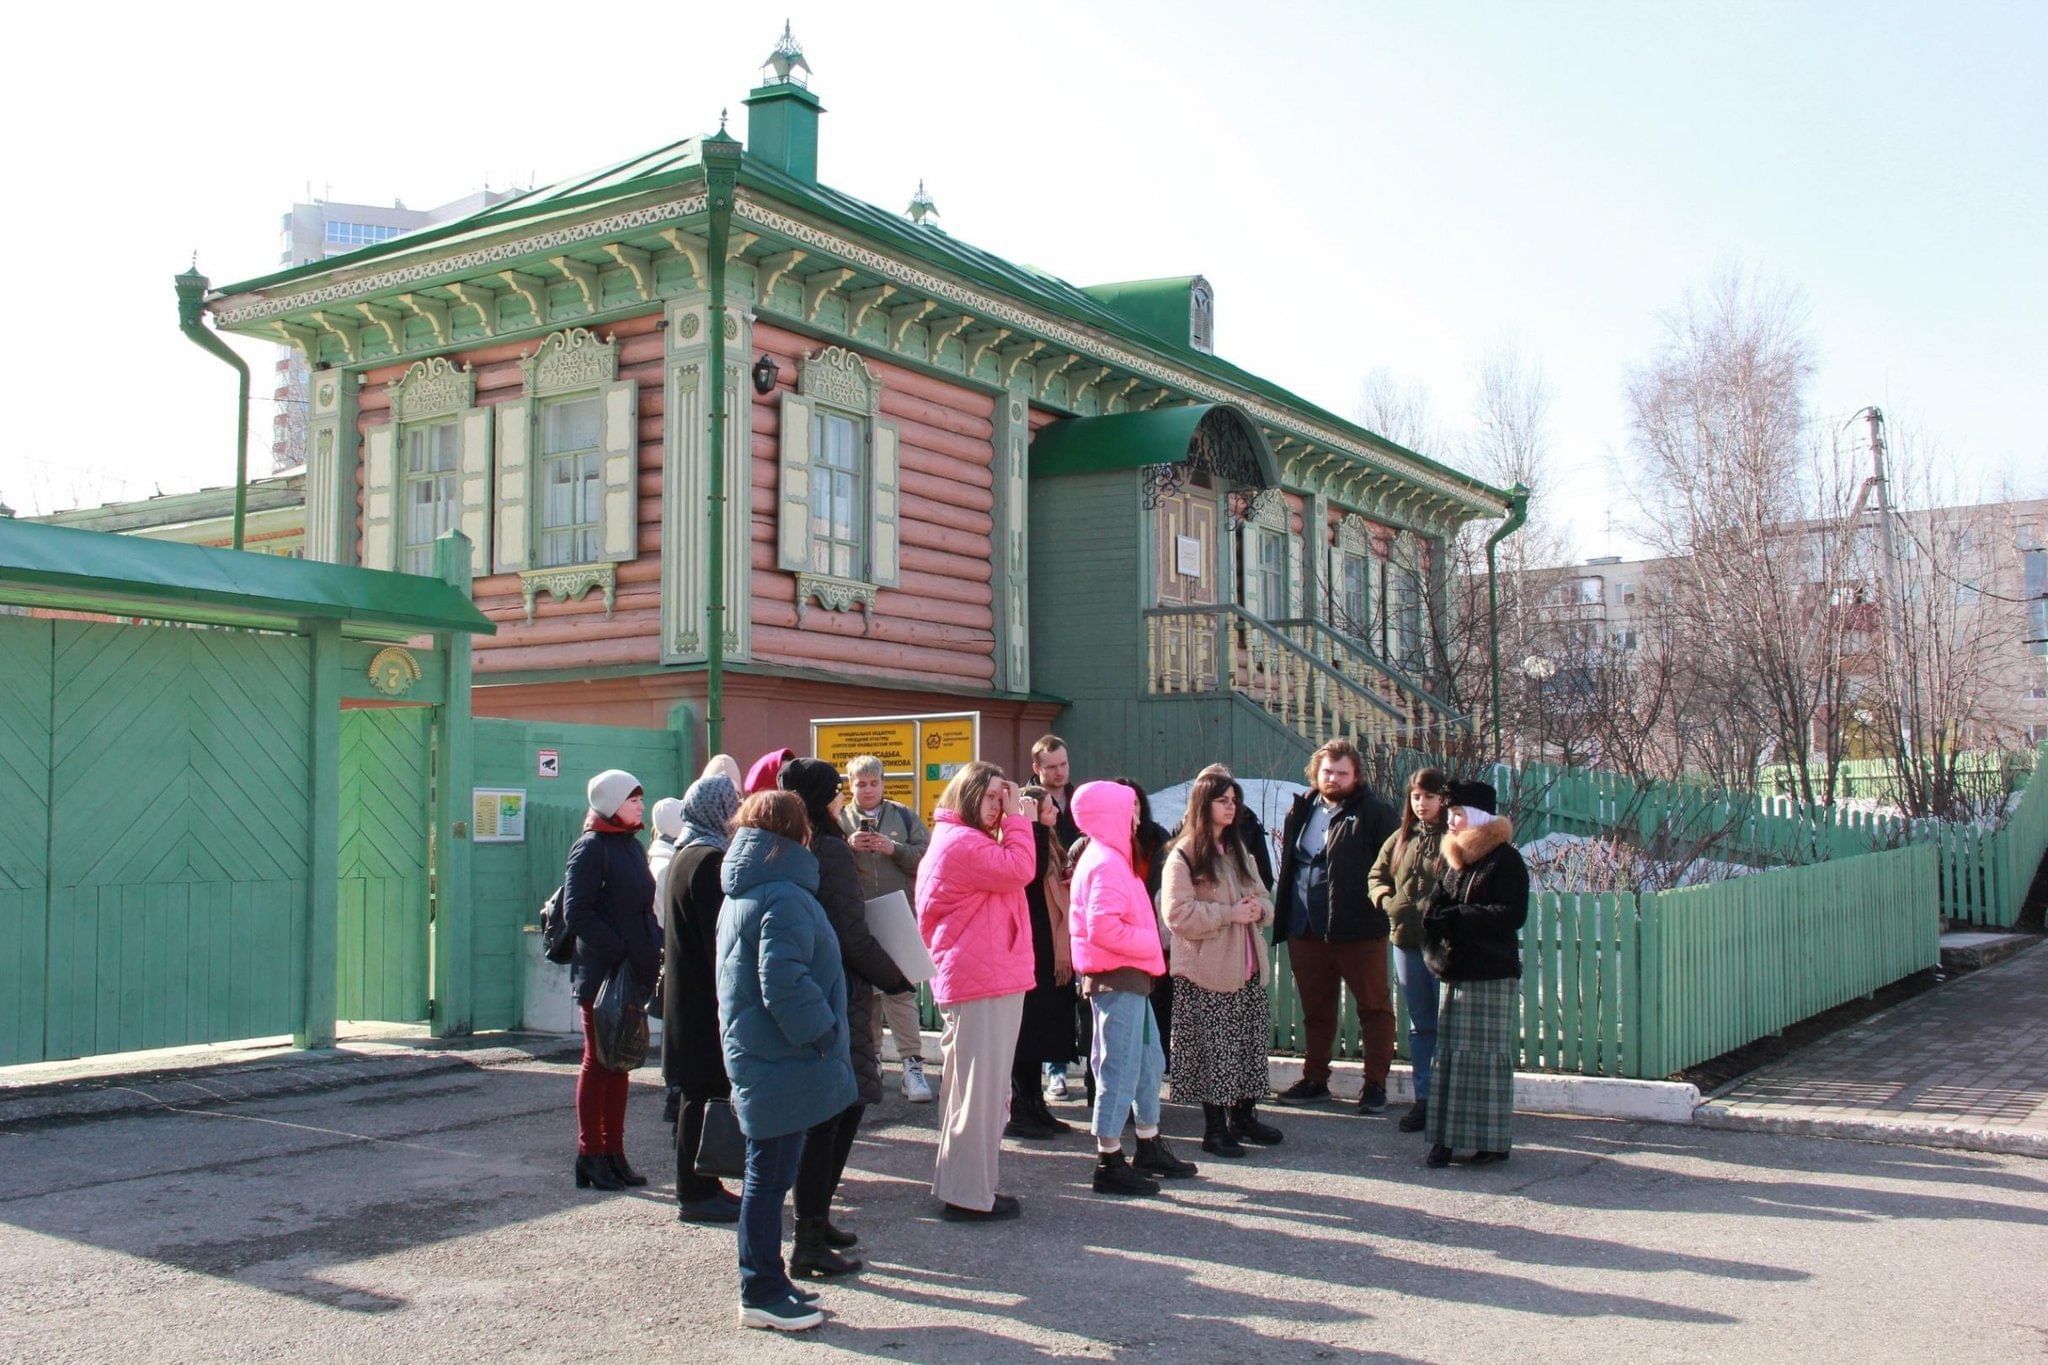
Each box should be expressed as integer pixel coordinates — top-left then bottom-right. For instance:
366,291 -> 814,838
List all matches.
1935,744 -> 2048,929
1267,840 -> 1939,1079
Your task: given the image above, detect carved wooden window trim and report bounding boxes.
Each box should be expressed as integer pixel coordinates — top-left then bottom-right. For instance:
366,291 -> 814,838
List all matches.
775,346 -> 902,615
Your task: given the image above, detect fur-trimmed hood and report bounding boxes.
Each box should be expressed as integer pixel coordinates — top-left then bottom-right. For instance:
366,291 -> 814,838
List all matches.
1443,816 -> 1515,871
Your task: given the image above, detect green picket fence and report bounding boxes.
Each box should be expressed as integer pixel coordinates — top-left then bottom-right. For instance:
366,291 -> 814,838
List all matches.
1938,744 -> 2048,928
1267,841 -> 1939,1079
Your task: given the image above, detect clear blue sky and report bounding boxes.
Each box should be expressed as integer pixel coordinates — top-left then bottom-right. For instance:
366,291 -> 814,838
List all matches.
2,0 -> 2039,558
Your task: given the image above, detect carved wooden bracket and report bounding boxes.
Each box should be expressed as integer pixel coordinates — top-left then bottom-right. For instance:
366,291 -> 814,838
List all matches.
519,563 -> 617,623
794,572 -> 878,635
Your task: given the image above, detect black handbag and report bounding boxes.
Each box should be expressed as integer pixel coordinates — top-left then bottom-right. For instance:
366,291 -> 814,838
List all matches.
590,960 -> 651,1073
694,1098 -> 746,1179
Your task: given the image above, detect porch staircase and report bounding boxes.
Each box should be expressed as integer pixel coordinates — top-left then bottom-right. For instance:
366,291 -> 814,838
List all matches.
1142,604 -> 1457,754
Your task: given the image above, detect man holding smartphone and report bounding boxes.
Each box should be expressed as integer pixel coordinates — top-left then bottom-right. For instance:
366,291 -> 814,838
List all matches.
842,754 -> 936,1102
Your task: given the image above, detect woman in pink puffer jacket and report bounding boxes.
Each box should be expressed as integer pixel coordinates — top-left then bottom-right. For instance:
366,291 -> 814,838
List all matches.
915,761 -> 1037,1222
1068,780 -> 1200,1196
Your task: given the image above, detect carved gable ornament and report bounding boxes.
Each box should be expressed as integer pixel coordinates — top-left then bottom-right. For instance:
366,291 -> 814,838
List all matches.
523,327 -> 618,395
800,345 -> 879,414
389,357 -> 475,423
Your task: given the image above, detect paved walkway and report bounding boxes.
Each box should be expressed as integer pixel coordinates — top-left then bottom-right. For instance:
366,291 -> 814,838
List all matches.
1699,940 -> 2048,1156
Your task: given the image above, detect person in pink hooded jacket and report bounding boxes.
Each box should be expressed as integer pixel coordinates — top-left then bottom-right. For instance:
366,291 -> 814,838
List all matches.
1068,780 -> 1200,1197
915,760 -> 1038,1221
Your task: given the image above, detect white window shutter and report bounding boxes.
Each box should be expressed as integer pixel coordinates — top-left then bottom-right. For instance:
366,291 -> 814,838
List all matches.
777,392 -> 815,572
599,377 -> 639,563
494,398 -> 532,573
1287,516 -> 1304,616
362,425 -> 397,571
868,418 -> 901,588
456,406 -> 494,575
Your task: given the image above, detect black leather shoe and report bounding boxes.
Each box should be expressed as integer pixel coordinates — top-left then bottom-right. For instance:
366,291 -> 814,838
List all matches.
822,1220 -> 858,1249
1425,1144 -> 1452,1169
677,1194 -> 741,1224
607,1154 -> 649,1187
1133,1135 -> 1199,1179
1229,1101 -> 1283,1145
575,1154 -> 626,1190
941,1193 -> 1022,1221
1398,1100 -> 1429,1133
1471,1149 -> 1512,1165
1201,1103 -> 1246,1158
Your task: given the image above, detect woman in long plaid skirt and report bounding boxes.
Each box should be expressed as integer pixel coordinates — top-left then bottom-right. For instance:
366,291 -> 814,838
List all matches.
1420,779 -> 1529,1168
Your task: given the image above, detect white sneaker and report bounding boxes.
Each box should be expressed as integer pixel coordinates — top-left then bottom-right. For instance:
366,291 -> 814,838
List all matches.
902,1056 -> 935,1103
1046,1068 -> 1071,1101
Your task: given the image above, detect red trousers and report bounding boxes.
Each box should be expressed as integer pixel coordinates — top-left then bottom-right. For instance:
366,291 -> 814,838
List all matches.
1287,935 -> 1395,1086
577,1004 -> 632,1156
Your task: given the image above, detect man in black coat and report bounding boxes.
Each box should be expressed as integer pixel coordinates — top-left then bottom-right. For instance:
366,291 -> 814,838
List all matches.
1271,738 -> 1401,1113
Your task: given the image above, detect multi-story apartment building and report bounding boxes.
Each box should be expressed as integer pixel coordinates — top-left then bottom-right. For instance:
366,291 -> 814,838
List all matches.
1513,496 -> 2048,750
270,192 -> 523,472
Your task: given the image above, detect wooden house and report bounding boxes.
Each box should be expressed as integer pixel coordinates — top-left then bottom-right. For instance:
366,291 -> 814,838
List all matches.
196,30 -> 1514,784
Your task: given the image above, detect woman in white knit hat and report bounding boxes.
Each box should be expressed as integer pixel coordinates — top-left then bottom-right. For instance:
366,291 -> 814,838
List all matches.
563,768 -> 661,1191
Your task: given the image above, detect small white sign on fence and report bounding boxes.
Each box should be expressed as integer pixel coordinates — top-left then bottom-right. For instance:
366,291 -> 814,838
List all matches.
472,788 -> 527,843
536,749 -> 560,779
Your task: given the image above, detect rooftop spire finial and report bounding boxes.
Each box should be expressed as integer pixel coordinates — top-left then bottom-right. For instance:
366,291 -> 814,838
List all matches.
762,21 -> 811,87
906,179 -> 939,227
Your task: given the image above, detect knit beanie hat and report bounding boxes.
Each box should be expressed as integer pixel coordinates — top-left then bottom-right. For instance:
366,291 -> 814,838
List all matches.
650,797 -> 685,840
587,768 -> 643,819
746,747 -> 796,795
778,756 -> 844,827
701,753 -> 744,790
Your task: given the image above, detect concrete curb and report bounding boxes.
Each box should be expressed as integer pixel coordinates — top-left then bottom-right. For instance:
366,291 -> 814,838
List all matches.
1259,1054 -> 1700,1126
1694,1103 -> 2048,1158
0,1036 -> 585,1130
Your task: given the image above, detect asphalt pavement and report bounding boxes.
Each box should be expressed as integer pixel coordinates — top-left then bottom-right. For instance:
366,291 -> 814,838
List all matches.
2,1053 -> 2043,1362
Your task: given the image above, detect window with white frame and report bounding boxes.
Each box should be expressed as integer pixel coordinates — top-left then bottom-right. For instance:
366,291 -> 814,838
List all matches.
807,407 -> 866,579
538,394 -> 605,567
402,420 -> 461,574
776,346 -> 902,600
1339,551 -> 1370,637
1252,526 -> 1287,619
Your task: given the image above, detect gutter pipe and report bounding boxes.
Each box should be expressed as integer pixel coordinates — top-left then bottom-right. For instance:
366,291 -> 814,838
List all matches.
175,265 -> 251,552
1485,484 -> 1530,762
700,129 -> 744,757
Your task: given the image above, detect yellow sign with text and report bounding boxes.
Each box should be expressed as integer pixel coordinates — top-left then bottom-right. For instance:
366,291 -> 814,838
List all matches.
811,711 -> 981,825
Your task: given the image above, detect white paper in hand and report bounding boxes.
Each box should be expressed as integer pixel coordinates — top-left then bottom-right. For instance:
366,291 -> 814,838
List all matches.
863,890 -> 936,984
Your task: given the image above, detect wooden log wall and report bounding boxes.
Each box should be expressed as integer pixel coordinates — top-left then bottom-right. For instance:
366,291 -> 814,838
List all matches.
356,312 -> 666,675
748,320 -> 998,691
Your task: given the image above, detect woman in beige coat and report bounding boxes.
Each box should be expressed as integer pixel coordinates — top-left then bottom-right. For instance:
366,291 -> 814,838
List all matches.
1161,767 -> 1284,1157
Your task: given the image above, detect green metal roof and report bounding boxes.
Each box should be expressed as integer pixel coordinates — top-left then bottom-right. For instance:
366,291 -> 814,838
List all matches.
207,134 -> 1507,512
0,519 -> 496,637
1079,277 -> 1201,348
1030,404 -> 1281,486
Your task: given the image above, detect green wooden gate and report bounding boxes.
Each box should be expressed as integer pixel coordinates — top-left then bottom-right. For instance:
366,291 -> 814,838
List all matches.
0,617 -> 313,1064
338,708 -> 433,1022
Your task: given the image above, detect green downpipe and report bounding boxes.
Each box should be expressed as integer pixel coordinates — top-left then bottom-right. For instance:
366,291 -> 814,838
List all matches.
701,129 -> 743,757
174,265 -> 251,552
1485,485 -> 1531,762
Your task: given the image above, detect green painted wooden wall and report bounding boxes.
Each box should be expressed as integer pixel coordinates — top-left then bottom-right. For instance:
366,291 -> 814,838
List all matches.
0,617 -> 314,1064
469,710 -> 694,1029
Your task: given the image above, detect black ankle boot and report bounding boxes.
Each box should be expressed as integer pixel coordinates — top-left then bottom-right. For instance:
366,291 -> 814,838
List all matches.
574,1154 -> 625,1190
1092,1149 -> 1161,1197
1229,1100 -> 1283,1145
1133,1134 -> 1199,1179
822,1220 -> 858,1249
606,1153 -> 648,1187
790,1216 -> 863,1277
1201,1103 -> 1246,1157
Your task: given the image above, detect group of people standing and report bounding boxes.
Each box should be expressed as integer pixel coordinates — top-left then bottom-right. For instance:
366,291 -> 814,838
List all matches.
554,732 -> 1530,1333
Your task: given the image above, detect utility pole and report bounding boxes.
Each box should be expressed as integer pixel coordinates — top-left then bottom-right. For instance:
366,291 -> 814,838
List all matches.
1864,406 -> 1922,762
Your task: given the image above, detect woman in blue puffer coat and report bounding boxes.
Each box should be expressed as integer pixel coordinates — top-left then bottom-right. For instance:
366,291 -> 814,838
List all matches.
716,791 -> 857,1334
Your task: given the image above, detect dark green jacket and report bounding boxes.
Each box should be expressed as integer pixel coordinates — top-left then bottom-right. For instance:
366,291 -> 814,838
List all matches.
1369,822 -> 1447,951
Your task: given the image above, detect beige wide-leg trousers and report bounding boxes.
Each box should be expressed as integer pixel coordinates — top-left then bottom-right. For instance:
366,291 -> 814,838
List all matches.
931,992 -> 1026,1211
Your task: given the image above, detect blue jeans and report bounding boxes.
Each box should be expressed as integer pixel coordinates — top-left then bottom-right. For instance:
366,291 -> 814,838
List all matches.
1394,947 -> 1440,1102
1088,989 -> 1164,1140
738,1131 -> 805,1307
